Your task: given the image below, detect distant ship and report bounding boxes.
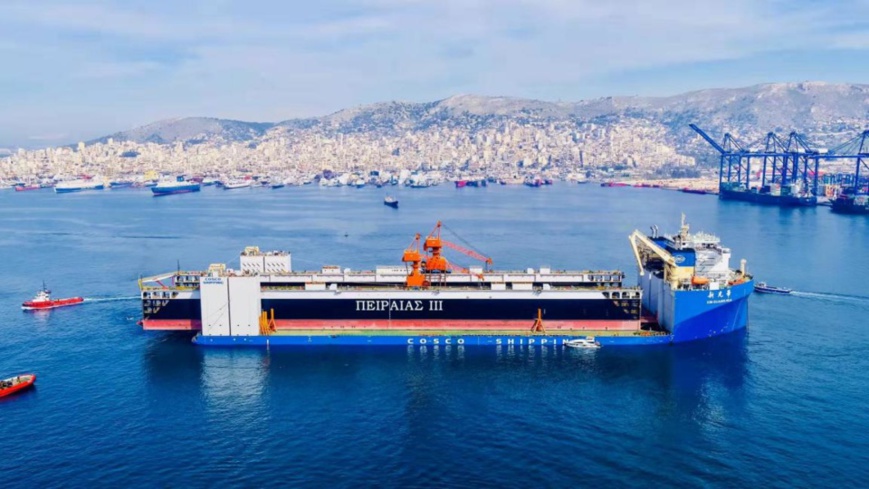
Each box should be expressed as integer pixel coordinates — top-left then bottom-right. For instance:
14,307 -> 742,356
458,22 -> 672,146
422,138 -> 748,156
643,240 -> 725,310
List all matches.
680,188 -> 713,195
831,193 -> 869,215
524,177 -> 543,187
719,182 -> 815,206
110,180 -> 135,189
13,183 -> 40,192
151,177 -> 201,196
54,179 -> 105,193
384,196 -> 399,208
754,282 -> 792,295
223,180 -> 253,190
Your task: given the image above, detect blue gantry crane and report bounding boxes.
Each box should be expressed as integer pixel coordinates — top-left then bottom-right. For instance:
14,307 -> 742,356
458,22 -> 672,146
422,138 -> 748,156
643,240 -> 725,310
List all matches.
689,124 -> 818,206
823,130 -> 869,192
822,130 -> 869,214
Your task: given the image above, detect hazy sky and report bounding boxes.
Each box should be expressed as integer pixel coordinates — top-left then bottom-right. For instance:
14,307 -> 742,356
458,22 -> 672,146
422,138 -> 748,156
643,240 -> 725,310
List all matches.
2,0 -> 868,148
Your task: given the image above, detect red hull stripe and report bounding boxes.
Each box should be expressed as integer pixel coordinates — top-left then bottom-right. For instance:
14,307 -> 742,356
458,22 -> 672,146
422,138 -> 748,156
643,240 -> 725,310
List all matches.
142,319 -> 202,331
273,319 -> 639,331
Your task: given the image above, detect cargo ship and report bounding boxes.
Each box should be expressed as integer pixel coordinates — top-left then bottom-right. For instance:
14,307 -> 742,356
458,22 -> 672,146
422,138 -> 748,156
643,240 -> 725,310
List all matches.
151,177 -> 201,196
13,183 -> 40,192
718,182 -> 815,206
137,218 -> 753,347
54,179 -> 105,194
831,192 -> 869,215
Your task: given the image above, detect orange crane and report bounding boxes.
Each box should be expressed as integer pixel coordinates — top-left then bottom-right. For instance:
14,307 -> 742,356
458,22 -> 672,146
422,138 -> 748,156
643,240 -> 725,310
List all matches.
429,221 -> 493,271
442,240 -> 493,271
423,222 -> 449,273
401,222 -> 493,287
402,233 -> 427,287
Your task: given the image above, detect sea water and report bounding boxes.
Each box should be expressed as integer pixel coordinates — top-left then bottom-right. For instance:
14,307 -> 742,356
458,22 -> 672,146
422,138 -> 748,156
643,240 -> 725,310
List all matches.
1,184 -> 867,487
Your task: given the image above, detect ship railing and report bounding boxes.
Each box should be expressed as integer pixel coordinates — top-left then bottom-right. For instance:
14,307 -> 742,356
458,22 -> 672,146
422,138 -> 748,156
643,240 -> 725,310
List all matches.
140,285 -> 198,292
139,283 -> 192,291
260,284 -> 642,292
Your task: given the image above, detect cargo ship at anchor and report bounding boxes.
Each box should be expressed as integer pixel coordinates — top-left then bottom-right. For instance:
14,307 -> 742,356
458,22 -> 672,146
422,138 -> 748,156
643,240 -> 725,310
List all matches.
138,218 -> 753,346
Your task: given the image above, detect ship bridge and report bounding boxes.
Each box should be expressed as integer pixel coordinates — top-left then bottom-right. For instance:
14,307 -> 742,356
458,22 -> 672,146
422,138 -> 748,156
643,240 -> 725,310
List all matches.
629,215 -> 745,291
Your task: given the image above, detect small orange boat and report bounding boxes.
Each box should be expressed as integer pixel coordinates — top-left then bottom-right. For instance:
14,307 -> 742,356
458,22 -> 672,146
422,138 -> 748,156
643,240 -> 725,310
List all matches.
21,283 -> 83,310
0,374 -> 36,398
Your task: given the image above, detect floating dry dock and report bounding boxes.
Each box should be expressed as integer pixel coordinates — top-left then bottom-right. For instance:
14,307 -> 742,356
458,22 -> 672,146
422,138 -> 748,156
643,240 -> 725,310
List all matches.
139,218 -> 753,346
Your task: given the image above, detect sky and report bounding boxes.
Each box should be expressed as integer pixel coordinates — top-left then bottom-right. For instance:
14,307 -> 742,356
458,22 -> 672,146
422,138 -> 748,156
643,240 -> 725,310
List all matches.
1,0 -> 869,148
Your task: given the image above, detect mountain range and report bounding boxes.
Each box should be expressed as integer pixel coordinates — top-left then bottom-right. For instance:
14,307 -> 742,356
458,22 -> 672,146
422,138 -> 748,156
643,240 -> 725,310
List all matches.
91,82 -> 869,164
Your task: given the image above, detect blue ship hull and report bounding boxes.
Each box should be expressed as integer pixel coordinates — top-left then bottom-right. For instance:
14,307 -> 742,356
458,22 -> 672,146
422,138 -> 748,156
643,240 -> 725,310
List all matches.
669,284 -> 751,342
640,271 -> 752,343
193,333 -> 674,347
151,184 -> 201,196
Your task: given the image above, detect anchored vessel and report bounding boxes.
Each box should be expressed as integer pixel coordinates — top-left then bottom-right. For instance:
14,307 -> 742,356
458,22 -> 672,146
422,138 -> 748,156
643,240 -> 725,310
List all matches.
152,176 -> 201,196
718,182 -> 816,206
138,218 -> 753,346
831,193 -> 869,215
54,179 -> 105,193
223,180 -> 252,190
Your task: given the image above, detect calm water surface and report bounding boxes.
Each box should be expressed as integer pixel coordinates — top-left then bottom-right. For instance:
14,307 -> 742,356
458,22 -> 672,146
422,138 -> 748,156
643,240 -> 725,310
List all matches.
1,184 -> 867,487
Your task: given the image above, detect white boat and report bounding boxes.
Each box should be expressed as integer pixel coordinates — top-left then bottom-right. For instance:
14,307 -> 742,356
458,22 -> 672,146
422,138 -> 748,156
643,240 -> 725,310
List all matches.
223,180 -> 252,190
754,282 -> 792,295
564,338 -> 601,349
54,179 -> 105,193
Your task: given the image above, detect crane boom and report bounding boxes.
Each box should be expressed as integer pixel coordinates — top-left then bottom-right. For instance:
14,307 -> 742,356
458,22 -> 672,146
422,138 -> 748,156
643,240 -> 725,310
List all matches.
689,124 -> 727,154
442,240 -> 493,269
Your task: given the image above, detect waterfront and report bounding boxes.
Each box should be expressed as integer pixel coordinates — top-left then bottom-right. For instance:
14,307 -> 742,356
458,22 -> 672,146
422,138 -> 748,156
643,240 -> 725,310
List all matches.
1,184 -> 868,487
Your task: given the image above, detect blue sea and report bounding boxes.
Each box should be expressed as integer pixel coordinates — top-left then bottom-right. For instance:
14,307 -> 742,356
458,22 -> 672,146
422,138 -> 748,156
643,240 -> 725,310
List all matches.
1,184 -> 867,487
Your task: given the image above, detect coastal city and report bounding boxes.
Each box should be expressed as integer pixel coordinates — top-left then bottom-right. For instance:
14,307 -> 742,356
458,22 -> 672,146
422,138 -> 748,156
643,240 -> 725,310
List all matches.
0,116 -> 721,192
3,86 -> 864,197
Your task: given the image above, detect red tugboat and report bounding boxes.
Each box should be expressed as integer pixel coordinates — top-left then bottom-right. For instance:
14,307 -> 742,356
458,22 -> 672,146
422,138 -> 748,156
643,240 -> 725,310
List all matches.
13,183 -> 41,191
21,283 -> 83,310
0,374 -> 36,398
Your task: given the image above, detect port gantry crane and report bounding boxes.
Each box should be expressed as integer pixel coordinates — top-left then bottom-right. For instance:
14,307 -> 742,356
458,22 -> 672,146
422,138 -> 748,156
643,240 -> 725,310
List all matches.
821,130 -> 869,196
689,124 -> 821,203
401,221 -> 493,288
691,123 -> 869,203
